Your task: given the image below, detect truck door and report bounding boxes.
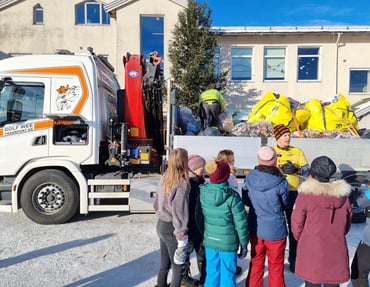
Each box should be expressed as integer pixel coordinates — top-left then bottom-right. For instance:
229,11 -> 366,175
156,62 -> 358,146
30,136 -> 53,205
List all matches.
0,77 -> 51,175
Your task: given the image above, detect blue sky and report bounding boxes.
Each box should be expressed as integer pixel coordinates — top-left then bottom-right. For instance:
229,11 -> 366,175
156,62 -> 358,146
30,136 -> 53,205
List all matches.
202,0 -> 370,26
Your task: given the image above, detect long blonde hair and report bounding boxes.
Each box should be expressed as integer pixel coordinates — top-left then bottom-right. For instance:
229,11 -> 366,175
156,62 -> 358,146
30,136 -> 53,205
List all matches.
216,149 -> 237,175
163,148 -> 189,193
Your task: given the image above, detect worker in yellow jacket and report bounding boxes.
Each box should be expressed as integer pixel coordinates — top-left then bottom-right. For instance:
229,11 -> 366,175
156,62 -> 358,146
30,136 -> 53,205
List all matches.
198,83 -> 225,129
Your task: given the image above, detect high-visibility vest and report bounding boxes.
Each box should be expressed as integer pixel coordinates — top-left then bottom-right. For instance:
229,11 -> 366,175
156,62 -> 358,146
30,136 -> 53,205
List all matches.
199,88 -> 225,110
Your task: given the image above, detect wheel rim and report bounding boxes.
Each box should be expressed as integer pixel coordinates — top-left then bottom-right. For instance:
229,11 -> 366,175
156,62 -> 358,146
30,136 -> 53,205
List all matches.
33,183 -> 65,213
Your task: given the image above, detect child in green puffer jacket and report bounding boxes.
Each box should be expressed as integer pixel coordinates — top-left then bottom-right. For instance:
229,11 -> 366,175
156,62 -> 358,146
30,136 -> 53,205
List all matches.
196,160 -> 248,287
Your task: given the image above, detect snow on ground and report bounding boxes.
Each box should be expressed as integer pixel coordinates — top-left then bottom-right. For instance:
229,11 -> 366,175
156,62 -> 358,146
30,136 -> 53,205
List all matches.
0,209 -> 367,287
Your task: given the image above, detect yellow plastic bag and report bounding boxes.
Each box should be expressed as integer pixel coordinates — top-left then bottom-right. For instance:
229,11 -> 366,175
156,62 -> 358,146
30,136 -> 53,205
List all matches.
248,91 -> 293,129
324,94 -> 358,131
305,94 -> 358,132
305,99 -> 325,131
294,106 -> 311,130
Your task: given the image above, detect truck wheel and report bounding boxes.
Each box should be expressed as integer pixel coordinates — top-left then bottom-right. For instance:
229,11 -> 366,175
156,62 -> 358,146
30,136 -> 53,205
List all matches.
20,170 -> 79,224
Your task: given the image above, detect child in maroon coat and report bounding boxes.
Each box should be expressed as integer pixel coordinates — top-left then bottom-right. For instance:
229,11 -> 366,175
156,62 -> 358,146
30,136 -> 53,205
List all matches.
291,156 -> 352,287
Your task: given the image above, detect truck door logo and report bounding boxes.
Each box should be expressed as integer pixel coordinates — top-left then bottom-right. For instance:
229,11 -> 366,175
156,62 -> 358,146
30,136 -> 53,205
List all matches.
56,84 -> 82,111
128,70 -> 140,78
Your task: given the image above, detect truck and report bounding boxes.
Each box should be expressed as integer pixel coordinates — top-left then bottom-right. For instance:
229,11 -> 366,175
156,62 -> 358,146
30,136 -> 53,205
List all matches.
0,49 -> 164,224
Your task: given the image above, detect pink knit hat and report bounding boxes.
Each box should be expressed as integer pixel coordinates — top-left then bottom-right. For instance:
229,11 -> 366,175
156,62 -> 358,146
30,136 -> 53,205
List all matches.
188,154 -> 206,171
205,160 -> 230,184
257,146 -> 277,166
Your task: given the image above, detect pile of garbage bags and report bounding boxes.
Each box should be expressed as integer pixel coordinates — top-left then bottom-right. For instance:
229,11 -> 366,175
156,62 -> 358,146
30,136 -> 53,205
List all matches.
175,91 -> 362,138
247,91 -> 358,134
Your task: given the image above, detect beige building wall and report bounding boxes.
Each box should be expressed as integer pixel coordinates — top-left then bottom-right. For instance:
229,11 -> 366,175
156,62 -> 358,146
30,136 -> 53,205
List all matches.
111,0 -> 186,86
0,0 -> 116,59
0,0 -> 186,87
217,31 -> 370,110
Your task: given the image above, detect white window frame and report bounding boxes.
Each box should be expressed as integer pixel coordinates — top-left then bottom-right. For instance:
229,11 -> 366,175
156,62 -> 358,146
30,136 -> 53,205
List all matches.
297,47 -> 320,81
264,47 -> 286,81
230,47 -> 253,81
349,69 -> 370,94
33,4 -> 44,25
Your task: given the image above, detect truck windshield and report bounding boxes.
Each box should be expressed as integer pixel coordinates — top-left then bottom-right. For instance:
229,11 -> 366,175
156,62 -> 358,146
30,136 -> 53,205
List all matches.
0,80 -> 44,126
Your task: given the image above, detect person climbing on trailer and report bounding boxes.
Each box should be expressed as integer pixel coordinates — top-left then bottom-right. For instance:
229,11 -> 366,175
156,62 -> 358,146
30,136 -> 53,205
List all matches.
198,83 -> 225,130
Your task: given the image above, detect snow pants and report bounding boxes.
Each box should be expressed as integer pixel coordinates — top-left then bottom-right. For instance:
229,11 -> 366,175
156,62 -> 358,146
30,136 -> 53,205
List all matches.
205,247 -> 237,287
246,235 -> 287,287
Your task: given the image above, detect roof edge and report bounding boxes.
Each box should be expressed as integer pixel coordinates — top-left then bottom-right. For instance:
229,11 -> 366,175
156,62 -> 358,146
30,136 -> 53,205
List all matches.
212,25 -> 370,35
0,0 -> 26,11
105,0 -> 187,12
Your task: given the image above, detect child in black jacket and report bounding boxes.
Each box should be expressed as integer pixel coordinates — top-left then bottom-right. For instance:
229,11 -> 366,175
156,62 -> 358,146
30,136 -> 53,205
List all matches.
182,154 -> 207,287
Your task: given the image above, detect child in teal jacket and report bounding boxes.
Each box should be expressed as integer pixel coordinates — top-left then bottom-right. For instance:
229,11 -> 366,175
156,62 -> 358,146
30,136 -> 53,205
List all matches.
196,160 -> 248,287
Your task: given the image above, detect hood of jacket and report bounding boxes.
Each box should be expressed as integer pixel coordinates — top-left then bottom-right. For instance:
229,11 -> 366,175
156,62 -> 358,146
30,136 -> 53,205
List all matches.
189,171 -> 205,184
245,168 -> 286,192
200,182 -> 232,207
299,177 -> 351,210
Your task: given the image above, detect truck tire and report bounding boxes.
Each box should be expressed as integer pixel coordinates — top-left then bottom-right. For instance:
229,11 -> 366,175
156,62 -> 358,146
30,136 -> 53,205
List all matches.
20,169 -> 79,224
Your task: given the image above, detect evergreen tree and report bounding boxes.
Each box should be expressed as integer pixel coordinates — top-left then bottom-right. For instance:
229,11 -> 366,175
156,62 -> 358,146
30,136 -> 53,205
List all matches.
168,0 -> 227,113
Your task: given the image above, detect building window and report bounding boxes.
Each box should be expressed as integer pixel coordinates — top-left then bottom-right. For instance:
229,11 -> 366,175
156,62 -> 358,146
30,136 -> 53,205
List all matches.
33,4 -> 44,25
140,16 -> 164,69
350,70 -> 370,93
214,48 -> 220,79
231,48 -> 252,81
298,47 -> 319,80
75,1 -> 110,25
264,47 -> 286,80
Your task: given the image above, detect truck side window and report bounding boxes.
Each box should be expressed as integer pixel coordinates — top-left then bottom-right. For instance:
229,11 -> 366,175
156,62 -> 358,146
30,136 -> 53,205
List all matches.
54,119 -> 88,145
0,81 -> 44,125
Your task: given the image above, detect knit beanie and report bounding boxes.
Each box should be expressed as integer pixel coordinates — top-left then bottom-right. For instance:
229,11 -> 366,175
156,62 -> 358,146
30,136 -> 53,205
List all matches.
205,160 -> 230,184
188,154 -> 206,171
310,156 -> 337,182
257,146 -> 277,166
273,124 -> 290,140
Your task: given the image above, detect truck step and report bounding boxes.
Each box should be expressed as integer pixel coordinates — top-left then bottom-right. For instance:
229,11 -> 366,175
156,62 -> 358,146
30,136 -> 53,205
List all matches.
87,179 -> 130,212
0,200 -> 12,212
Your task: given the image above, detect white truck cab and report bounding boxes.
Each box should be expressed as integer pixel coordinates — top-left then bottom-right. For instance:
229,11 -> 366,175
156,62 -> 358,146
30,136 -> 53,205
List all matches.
0,52 -> 133,224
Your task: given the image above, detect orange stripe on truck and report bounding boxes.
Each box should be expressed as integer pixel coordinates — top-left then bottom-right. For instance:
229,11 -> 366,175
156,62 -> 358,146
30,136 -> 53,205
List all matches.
10,66 -> 88,114
34,120 -> 54,129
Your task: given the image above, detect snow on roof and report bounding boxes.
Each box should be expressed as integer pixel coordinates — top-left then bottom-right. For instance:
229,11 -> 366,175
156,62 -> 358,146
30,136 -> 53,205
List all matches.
104,0 -> 187,13
0,0 -> 24,11
211,25 -> 370,35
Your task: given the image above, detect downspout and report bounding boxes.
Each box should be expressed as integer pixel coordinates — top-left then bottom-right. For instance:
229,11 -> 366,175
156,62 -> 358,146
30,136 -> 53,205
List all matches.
335,33 -> 342,94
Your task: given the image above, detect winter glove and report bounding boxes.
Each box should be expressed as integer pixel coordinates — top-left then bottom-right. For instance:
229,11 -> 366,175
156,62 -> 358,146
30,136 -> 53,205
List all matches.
238,245 -> 248,259
280,161 -> 298,174
174,237 -> 188,265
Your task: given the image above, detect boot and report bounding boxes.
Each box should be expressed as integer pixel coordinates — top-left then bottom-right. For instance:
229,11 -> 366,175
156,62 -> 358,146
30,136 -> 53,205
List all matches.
181,273 -> 199,287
